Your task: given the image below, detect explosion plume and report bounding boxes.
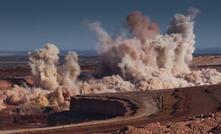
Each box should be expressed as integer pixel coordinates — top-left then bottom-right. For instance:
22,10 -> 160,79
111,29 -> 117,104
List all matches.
0,44 -> 81,110
29,43 -> 60,90
126,11 -> 159,43
0,8 -> 220,112
89,8 -> 221,90
29,43 -> 80,92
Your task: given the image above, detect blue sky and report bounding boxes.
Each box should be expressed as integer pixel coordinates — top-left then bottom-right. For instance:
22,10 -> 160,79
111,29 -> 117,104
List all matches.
0,0 -> 220,51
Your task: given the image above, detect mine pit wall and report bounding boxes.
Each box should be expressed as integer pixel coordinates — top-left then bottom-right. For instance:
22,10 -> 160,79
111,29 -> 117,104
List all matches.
70,97 -> 135,117
2,85 -> 221,133
70,90 -> 165,120
136,84 -> 221,123
70,84 -> 221,124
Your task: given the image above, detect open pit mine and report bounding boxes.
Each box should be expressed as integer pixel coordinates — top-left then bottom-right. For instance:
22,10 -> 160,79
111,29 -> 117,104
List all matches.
0,8 -> 221,134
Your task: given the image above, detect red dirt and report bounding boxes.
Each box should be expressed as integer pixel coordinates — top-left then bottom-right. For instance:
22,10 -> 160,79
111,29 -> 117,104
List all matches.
0,55 -> 220,133
0,80 -> 12,89
123,112 -> 221,134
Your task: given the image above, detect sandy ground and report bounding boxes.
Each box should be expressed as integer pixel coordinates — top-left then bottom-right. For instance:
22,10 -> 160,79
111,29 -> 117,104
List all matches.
192,55 -> 221,66
0,55 -> 219,89
0,55 -> 220,133
122,112 -> 221,134
114,54 -> 221,134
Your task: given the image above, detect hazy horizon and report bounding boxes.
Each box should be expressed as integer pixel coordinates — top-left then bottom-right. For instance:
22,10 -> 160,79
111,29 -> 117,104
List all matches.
0,47 -> 220,57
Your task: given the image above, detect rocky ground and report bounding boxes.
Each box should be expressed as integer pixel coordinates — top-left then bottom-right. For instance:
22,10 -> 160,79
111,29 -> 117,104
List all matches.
192,55 -> 221,66
112,55 -> 221,134
0,55 -> 220,133
119,112 -> 221,134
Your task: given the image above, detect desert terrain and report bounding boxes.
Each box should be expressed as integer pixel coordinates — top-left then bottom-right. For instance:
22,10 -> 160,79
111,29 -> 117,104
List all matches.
0,55 -> 220,134
0,9 -> 221,134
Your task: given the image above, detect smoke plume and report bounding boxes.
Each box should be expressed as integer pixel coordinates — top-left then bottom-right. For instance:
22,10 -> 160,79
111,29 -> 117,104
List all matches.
58,51 -> 80,90
0,44 -> 81,110
0,8 -> 220,111
126,11 -> 159,43
29,43 -> 60,90
29,44 -> 80,92
89,8 -> 221,91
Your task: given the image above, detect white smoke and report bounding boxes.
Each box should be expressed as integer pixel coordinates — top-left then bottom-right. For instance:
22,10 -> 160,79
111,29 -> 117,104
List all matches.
0,85 -> 50,111
29,43 -> 60,90
0,9 -> 220,111
0,44 -> 81,111
58,51 -> 80,93
80,75 -> 135,94
89,8 -> 221,91
29,44 -> 80,92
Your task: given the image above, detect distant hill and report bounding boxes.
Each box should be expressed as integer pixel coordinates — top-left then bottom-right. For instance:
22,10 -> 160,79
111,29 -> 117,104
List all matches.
194,47 -> 221,56
0,50 -> 98,57
0,47 -> 220,57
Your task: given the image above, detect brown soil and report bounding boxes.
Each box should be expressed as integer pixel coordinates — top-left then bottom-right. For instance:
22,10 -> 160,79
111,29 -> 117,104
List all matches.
192,55 -> 221,66
121,112 -> 221,134
0,55 -> 220,133
0,80 -> 12,89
